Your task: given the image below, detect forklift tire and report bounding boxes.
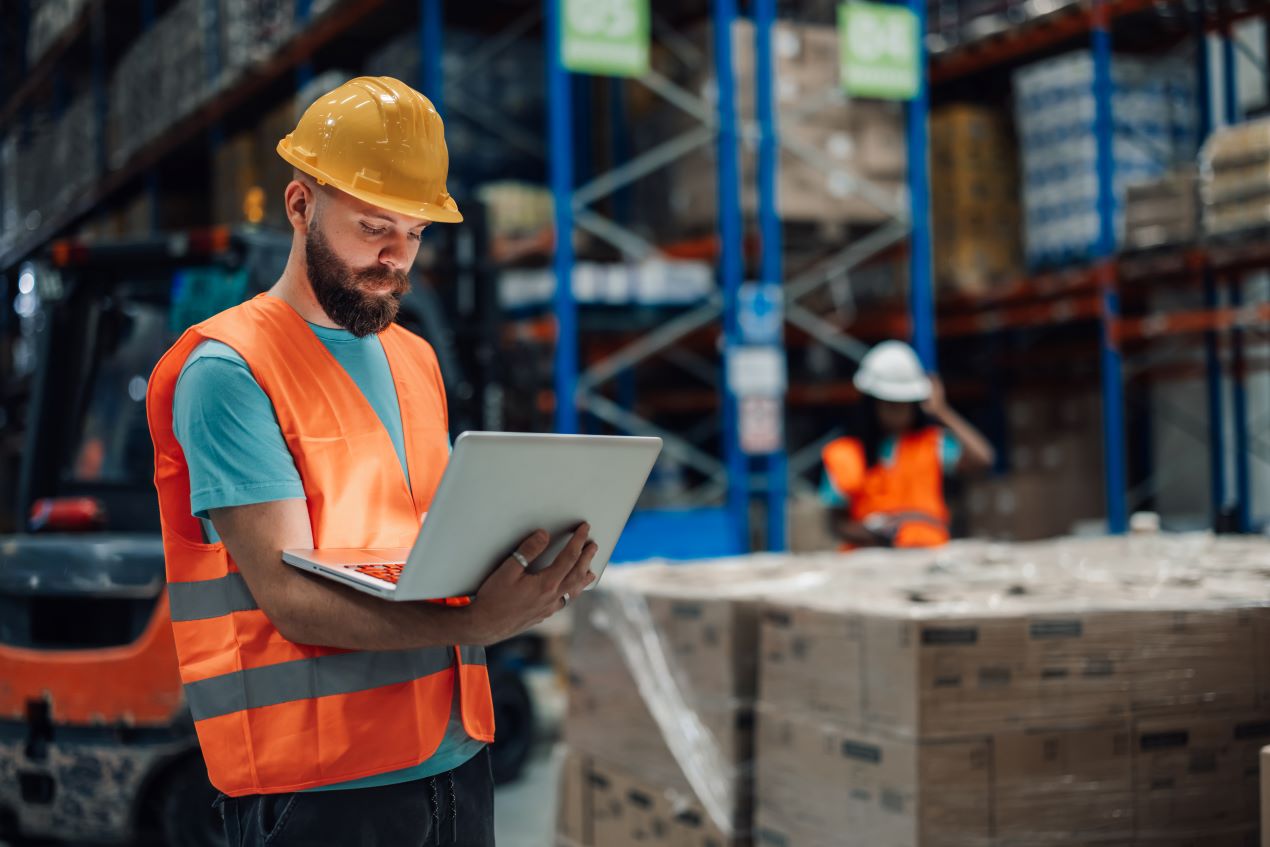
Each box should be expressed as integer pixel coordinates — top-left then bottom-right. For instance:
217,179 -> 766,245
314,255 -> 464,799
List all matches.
158,755 -> 223,847
489,665 -> 534,786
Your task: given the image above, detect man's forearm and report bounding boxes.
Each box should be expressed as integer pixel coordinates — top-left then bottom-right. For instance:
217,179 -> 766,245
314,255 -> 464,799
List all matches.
270,566 -> 473,651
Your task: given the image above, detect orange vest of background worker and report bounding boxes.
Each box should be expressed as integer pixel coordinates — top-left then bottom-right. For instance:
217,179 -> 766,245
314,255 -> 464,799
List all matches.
821,341 -> 996,549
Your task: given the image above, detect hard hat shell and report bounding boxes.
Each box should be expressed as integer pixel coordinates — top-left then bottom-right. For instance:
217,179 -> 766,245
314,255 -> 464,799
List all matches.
853,340 -> 932,403
277,76 -> 462,224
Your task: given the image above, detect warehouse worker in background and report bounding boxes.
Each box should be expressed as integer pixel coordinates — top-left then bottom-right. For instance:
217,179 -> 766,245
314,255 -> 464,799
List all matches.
147,77 -> 595,846
820,340 -> 995,549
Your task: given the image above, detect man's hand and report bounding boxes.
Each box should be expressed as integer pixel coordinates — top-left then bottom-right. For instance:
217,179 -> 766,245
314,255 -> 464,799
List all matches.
463,524 -> 598,646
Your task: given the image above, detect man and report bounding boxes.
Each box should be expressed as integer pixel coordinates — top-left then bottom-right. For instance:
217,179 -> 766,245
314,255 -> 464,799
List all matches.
146,76 -> 593,846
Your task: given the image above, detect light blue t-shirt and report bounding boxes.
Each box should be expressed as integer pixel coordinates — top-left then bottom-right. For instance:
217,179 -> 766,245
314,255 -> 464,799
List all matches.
172,319 -> 483,792
819,430 -> 963,507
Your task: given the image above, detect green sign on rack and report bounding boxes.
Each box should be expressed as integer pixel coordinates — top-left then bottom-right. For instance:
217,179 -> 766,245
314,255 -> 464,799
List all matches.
561,0 -> 650,78
838,2 -> 920,100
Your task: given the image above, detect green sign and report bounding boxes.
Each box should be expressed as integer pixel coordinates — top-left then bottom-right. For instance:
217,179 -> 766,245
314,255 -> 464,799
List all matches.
562,0 -> 650,78
839,2 -> 920,100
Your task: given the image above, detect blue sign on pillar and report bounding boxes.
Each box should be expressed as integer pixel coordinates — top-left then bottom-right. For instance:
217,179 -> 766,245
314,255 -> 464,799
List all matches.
738,281 -> 784,345
733,281 -> 786,456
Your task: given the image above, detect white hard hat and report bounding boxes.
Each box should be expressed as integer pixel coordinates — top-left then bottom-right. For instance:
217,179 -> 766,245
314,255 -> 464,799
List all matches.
853,340 -> 932,403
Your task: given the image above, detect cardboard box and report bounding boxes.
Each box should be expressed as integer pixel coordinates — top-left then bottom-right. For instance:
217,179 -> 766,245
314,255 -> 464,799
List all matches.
557,749 -> 589,847
759,605 -> 862,724
566,564 -> 809,831
756,705 -> 1133,847
588,757 -> 738,847
1133,711 -> 1270,839
760,596 -> 1146,738
1128,608 -> 1260,716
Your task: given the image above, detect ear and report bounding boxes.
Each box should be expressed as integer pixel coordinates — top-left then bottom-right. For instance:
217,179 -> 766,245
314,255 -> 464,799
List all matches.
284,179 -> 315,235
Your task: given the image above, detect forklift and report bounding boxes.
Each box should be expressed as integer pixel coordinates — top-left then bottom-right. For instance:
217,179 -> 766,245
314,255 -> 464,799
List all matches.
0,215 -> 538,846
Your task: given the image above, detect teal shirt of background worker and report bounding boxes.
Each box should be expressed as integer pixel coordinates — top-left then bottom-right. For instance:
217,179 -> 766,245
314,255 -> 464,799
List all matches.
171,317 -> 483,793
819,431 -> 963,507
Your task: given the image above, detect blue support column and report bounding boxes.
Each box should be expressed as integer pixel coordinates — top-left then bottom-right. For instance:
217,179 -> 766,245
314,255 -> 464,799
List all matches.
420,0 -> 443,111
754,0 -> 786,551
1230,276 -> 1252,531
295,0 -> 314,91
1092,3 -> 1128,534
713,0 -> 749,552
547,0 -> 578,434
1221,28 -> 1252,531
906,0 -> 935,370
1195,13 -> 1227,526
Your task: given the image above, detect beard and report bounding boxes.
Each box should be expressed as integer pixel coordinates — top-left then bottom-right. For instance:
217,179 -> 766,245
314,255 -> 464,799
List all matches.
305,224 -> 411,338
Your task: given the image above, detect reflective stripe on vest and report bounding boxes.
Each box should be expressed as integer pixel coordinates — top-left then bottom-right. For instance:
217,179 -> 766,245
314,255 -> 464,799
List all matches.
186,647 -> 456,721
168,572 -> 258,621
147,295 -> 496,796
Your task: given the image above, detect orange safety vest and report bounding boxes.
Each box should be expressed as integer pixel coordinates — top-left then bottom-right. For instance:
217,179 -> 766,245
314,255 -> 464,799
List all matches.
821,427 -> 951,549
146,294 -> 494,796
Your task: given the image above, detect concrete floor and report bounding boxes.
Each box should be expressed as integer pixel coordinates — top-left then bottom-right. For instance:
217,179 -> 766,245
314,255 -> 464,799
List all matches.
494,745 -> 562,847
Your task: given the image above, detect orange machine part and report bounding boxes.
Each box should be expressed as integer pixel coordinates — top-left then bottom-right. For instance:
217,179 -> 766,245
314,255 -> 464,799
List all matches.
0,592 -> 183,726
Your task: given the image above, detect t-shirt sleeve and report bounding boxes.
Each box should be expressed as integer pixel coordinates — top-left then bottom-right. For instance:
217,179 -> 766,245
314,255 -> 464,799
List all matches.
819,469 -> 848,508
172,342 -> 306,521
939,429 -> 964,473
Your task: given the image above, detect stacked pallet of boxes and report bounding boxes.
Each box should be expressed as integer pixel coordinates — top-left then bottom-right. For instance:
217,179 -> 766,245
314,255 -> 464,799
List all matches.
1201,117 -> 1270,238
650,20 -> 905,235
558,558 -> 839,846
1013,50 -> 1196,267
7,92 -> 100,240
962,389 -> 1105,540
557,536 -> 1270,846
755,536 -> 1270,846
930,104 -> 1023,296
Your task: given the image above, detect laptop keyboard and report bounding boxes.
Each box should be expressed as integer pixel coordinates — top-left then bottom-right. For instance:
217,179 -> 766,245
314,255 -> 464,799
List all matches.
353,563 -> 404,584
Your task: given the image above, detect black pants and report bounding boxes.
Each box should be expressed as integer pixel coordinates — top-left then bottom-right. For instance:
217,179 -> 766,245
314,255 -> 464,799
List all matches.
215,747 -> 495,847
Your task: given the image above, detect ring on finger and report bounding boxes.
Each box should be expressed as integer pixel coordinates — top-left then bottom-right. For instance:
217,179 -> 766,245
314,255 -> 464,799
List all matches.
561,592 -> 571,608
511,551 -> 530,569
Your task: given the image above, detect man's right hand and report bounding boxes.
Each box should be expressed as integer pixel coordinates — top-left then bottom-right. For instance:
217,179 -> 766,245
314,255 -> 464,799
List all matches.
461,523 -> 598,646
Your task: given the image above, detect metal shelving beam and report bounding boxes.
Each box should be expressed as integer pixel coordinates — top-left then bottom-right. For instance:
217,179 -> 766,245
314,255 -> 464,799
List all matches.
754,0 -> 786,551
1195,9 -> 1228,528
714,0 -> 749,552
546,0 -> 577,435
420,0 -> 443,110
907,0 -> 935,371
1092,0 -> 1128,534
1220,22 -> 1254,532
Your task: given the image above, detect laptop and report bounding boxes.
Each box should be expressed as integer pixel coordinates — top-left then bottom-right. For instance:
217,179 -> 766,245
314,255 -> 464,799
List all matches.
282,432 -> 662,600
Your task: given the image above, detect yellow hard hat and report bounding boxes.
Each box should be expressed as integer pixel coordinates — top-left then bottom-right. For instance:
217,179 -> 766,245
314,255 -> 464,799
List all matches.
276,76 -> 462,224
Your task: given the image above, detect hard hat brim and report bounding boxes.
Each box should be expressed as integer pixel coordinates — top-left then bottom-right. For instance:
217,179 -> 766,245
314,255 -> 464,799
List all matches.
854,371 -> 932,403
278,141 -> 464,224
